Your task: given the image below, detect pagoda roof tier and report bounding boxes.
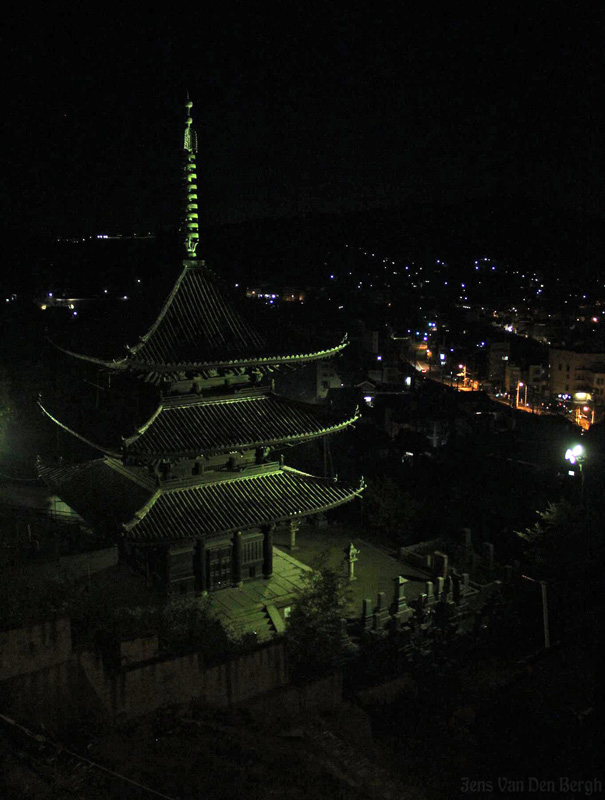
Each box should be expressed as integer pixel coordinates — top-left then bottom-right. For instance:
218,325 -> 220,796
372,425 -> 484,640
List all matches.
122,391 -> 360,458
39,391 -> 360,460
38,458 -> 364,543
57,262 -> 347,373
37,458 -> 154,526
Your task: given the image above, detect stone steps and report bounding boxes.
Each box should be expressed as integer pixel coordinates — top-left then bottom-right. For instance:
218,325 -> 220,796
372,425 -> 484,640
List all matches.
226,607 -> 275,643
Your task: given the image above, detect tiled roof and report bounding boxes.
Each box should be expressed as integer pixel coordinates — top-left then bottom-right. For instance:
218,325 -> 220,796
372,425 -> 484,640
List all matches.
39,458 -> 364,543
123,392 -> 359,458
127,263 -> 266,367
124,467 -> 364,542
58,263 -> 347,372
38,458 -> 154,526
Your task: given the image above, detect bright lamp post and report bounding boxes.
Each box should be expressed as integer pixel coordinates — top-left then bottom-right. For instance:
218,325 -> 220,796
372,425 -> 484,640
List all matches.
565,444 -> 585,503
516,381 -> 527,409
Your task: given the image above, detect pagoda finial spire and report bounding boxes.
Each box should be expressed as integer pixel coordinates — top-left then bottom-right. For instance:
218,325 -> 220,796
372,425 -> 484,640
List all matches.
182,93 -> 200,259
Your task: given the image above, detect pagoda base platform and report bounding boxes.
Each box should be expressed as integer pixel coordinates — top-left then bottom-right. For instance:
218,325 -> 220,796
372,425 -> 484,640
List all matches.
207,547 -> 312,642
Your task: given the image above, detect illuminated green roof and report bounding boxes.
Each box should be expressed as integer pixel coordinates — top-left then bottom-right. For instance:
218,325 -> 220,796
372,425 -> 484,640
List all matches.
39,390 -> 360,460
122,391 -> 359,458
38,458 -> 364,543
58,263 -> 348,373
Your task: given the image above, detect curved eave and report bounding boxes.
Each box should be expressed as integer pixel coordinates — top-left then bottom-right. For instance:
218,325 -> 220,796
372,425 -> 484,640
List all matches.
123,336 -> 349,373
122,474 -> 366,543
125,488 -> 362,542
123,408 -> 361,461
122,404 -> 163,447
38,401 -> 122,458
48,339 -> 129,370
49,336 -> 348,374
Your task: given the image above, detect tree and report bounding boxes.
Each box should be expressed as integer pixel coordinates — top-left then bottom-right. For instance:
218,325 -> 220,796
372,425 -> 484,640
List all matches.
516,500 -> 587,578
362,478 -> 421,545
286,565 -> 350,681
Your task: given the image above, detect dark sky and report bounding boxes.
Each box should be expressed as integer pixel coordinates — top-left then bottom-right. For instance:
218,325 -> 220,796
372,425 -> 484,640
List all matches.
4,4 -> 603,235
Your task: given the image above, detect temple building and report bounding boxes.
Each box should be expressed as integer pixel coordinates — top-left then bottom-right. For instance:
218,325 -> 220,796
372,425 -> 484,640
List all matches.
39,98 -> 363,594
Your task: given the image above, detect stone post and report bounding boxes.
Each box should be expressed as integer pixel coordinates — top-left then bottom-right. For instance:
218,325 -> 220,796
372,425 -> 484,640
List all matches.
482,542 -> 495,572
289,519 -> 300,551
361,598 -> 374,632
345,542 -> 360,582
452,573 -> 461,603
392,576 -> 409,614
391,576 -> 414,629
415,594 -> 430,627
433,551 -> 449,579
373,591 -> 390,631
435,576 -> 445,600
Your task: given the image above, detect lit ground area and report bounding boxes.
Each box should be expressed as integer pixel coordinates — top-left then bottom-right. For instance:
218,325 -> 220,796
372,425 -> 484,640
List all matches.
209,523 -> 433,641
273,523 -> 431,616
209,548 -> 312,641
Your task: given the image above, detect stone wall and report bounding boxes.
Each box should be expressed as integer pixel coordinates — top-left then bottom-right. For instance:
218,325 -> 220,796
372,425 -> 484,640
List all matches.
0,657 -> 109,732
0,619 -> 72,682
399,538 -> 444,572
355,673 -> 416,707
0,619 -> 289,727
399,530 -> 520,588
79,641 -> 288,718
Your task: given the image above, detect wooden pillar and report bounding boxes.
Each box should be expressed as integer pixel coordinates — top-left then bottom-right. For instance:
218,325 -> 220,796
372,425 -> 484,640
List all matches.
232,531 -> 243,586
195,537 -> 207,593
161,545 -> 170,595
262,524 -> 274,578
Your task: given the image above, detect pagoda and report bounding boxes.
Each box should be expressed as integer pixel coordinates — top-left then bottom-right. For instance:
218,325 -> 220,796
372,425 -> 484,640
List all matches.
39,98 -> 363,595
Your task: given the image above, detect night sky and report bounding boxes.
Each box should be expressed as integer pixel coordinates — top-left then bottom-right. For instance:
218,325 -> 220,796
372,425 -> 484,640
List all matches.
4,4 -> 604,236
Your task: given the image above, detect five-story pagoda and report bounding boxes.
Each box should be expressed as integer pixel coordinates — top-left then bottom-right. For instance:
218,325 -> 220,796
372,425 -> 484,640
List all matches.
39,98 -> 363,595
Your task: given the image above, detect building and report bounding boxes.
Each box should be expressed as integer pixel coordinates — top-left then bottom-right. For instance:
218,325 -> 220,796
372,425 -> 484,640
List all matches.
488,341 -> 510,390
39,99 -> 362,595
316,361 -> 342,400
549,347 -> 605,402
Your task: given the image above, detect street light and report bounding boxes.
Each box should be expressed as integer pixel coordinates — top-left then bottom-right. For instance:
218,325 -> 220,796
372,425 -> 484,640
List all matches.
516,381 -> 527,408
564,444 -> 584,465
565,444 -> 585,503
